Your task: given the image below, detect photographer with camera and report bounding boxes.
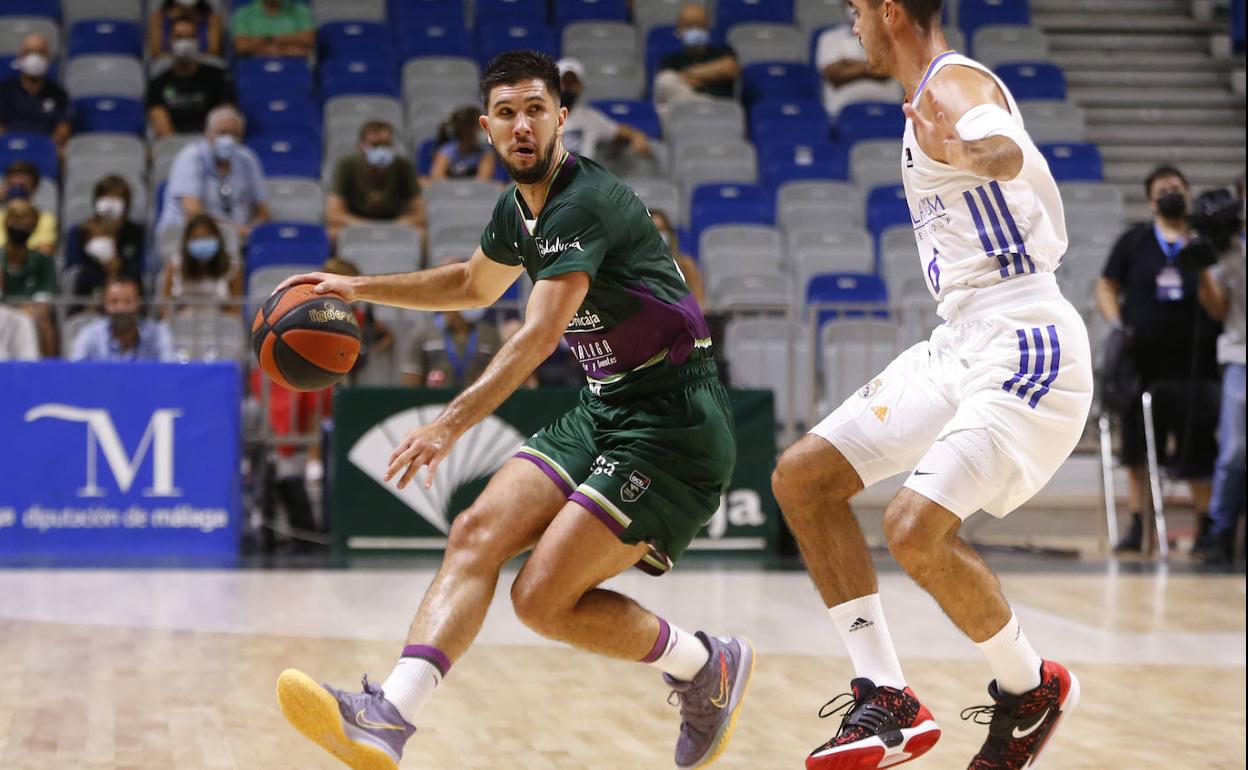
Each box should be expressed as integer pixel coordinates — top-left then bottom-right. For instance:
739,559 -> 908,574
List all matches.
1097,165 -> 1223,552
1189,176 -> 1246,563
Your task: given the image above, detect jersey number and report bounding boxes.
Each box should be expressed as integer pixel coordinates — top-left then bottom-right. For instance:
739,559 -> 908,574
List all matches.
927,248 -> 942,294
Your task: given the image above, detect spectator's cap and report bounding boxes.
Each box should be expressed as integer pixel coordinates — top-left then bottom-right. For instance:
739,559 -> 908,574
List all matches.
557,58 -> 585,82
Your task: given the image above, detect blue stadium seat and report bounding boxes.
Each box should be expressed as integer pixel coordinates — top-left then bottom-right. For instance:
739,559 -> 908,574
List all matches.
67,20 -> 142,57
416,137 -> 438,176
715,0 -> 795,35
959,0 -> 1029,41
1040,143 -> 1103,181
248,134 -> 322,179
0,1 -> 60,20
474,0 -> 548,27
476,22 -> 558,67
0,133 -> 58,181
759,142 -> 848,189
555,0 -> 628,25
244,97 -> 320,137
320,57 -> 399,99
0,55 -> 60,82
391,0 -> 462,26
866,184 -> 911,241
689,183 -> 774,248
72,96 -> 143,134
1234,0 -> 1245,53
318,21 -> 392,61
836,102 -> 905,146
806,272 -> 888,326
749,100 -> 829,142
996,62 -> 1066,102
396,16 -> 472,59
235,58 -> 313,108
247,223 -> 332,275
592,100 -> 661,139
741,61 -> 819,106
646,26 -> 728,87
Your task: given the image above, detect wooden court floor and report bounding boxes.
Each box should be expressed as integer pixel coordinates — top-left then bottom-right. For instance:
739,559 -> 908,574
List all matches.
0,567 -> 1242,770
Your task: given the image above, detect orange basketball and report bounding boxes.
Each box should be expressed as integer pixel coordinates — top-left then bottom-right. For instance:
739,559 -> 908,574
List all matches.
251,284 -> 362,391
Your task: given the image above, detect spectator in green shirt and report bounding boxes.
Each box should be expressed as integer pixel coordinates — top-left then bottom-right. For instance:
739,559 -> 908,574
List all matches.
230,0 -> 314,58
0,199 -> 57,355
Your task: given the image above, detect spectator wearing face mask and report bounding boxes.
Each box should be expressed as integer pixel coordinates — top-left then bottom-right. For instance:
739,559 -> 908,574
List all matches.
327,120 -> 425,241
69,276 -> 174,362
146,17 -> 236,138
401,303 -> 501,389
157,105 -> 270,241
649,208 -> 705,307
148,0 -> 224,58
230,0 -> 315,59
66,175 -> 145,304
654,3 -> 739,116
159,214 -> 242,317
0,33 -> 71,151
0,199 -> 57,356
1098,165 -> 1223,552
429,106 -> 497,183
556,58 -> 651,161
0,160 -> 57,254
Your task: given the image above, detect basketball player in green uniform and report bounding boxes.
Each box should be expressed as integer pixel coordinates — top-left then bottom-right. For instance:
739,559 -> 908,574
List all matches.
273,50 -> 754,770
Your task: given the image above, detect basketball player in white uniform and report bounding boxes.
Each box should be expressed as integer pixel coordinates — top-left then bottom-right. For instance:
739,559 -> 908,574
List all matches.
773,2 -> 1092,769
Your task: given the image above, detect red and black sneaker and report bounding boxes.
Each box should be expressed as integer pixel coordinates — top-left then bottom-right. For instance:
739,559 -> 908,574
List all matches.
806,678 -> 941,770
961,660 -> 1081,770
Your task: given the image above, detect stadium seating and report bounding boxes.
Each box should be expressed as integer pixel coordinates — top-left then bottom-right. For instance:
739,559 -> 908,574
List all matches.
716,0 -> 796,34
66,19 -> 140,57
247,223 -> 333,276
555,0 -> 629,25
72,96 -> 143,134
759,142 -> 849,190
742,62 -> 819,106
0,0 -> 61,21
972,24 -> 1049,67
314,0 -> 386,23
320,57 -> 400,100
727,23 -> 805,66
63,0 -> 142,25
806,272 -> 888,328
836,102 -> 905,145
820,319 -> 896,406
474,0 -> 549,27
266,178 -> 325,224
476,21 -> 558,66
959,0 -> 1030,41
865,184 -> 911,242
995,62 -> 1066,102
64,54 -> 143,98
689,183 -> 773,249
562,21 -> 637,62
236,58 -> 313,108
0,133 -> 58,181
1040,143 -> 1104,182
248,134 -> 322,180
318,21 -> 391,61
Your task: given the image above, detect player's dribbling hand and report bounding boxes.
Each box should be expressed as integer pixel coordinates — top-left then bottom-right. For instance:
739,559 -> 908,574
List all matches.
385,421 -> 457,490
272,271 -> 358,302
902,93 -> 969,171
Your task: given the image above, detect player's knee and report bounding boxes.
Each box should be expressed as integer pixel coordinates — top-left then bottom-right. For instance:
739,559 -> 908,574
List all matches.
446,505 -> 508,567
509,574 -> 565,637
883,501 -> 944,569
772,438 -> 859,515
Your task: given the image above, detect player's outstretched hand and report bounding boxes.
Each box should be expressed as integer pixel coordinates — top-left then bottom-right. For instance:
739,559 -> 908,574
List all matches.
272,271 -> 358,302
903,93 -> 968,171
385,421 -> 457,490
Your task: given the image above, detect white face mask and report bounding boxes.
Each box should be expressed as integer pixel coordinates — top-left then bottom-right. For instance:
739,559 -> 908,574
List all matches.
175,0 -> 198,6
212,133 -> 237,161
18,53 -> 48,78
94,196 -> 126,221
171,37 -> 199,60
85,235 -> 117,264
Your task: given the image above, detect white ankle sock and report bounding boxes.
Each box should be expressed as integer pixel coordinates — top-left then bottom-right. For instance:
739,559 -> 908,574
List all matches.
828,594 -> 907,690
976,613 -> 1043,695
640,617 -> 711,681
381,645 -> 451,726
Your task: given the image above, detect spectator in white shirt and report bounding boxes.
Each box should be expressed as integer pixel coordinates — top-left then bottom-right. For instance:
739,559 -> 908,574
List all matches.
814,16 -> 902,118
0,302 -> 38,360
557,58 -> 651,161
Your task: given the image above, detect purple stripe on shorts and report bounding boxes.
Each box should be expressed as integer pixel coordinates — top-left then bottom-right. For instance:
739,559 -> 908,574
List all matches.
401,644 -> 452,678
514,451 -> 574,496
569,491 -> 627,536
640,617 -> 672,663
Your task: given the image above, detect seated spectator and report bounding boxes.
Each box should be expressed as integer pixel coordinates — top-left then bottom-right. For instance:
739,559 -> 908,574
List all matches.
146,17 -> 237,138
322,257 -> 394,383
0,33 -> 71,151
0,302 -> 39,361
0,160 -> 57,254
66,175 -> 145,303
230,0 -> 315,59
654,3 -> 739,116
557,58 -> 652,161
1,199 -> 57,355
69,276 -> 175,362
650,208 -> 705,307
159,214 -> 242,316
148,0 -> 224,58
157,105 -> 270,241
815,15 -> 902,118
401,303 -> 501,389
328,120 -> 425,241
429,107 -> 497,183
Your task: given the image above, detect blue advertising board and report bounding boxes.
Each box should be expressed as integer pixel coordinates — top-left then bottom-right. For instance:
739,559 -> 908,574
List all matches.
0,362 -> 242,559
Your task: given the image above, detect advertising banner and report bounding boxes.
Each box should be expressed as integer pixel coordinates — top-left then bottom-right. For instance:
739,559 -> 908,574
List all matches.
331,387 -> 779,554
0,362 -> 242,559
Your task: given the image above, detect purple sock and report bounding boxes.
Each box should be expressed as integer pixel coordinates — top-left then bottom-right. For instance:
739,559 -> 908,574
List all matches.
401,644 -> 452,678
640,618 -> 672,663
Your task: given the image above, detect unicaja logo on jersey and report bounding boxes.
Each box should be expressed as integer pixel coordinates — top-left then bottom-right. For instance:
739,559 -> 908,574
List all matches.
567,310 -> 603,330
536,236 -> 583,257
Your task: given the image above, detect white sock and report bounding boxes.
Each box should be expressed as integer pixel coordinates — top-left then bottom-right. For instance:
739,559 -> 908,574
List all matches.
641,617 -> 711,681
828,594 -> 907,690
976,613 -> 1043,695
380,645 -> 451,726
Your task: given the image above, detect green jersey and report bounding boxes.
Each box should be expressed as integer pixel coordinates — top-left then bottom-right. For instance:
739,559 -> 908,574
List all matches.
480,154 -> 712,400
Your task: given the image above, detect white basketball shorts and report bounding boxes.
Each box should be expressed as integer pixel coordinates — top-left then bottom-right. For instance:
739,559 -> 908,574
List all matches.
810,273 -> 1094,518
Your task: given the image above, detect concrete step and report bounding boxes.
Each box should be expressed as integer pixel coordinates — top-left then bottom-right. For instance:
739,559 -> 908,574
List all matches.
1034,13 -> 1219,35
1050,51 -> 1227,72
1106,160 -> 1241,189
1087,123 -> 1248,145
1067,69 -> 1230,89
1031,0 -> 1190,13
1101,144 -> 1247,163
1047,32 -> 1210,53
1069,86 -> 1245,108
1084,105 -> 1247,125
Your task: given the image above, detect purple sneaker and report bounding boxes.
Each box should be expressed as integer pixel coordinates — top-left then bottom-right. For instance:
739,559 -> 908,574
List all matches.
277,669 -> 416,770
663,633 -> 756,769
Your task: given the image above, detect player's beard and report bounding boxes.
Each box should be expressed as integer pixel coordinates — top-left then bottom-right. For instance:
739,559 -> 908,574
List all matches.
502,133 -> 559,185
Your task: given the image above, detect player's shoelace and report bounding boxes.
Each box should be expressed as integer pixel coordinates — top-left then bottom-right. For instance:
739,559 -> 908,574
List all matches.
818,690 -> 895,741
960,703 -> 1025,765
668,687 -> 719,741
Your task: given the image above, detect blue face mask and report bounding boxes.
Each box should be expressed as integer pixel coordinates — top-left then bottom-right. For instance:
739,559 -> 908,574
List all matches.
680,27 -> 710,48
365,145 -> 396,167
212,134 -> 236,161
4,183 -> 31,202
187,237 -> 220,261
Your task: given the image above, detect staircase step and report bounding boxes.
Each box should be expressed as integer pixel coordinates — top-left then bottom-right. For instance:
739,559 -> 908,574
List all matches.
1069,86 -> 1245,108
1047,32 -> 1209,53
1034,13 -> 1220,34
1067,70 -> 1229,88
1050,51 -> 1227,72
1031,0 -> 1190,13
1084,105 -> 1247,125
1101,144 -> 1246,163
1087,124 -> 1248,145
1106,161 -> 1240,189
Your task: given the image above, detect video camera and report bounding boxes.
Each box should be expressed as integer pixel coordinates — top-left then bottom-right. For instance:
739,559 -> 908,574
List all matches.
1177,186 -> 1244,271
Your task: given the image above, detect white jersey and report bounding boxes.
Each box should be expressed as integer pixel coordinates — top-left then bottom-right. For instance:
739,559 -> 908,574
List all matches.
902,52 -> 1068,320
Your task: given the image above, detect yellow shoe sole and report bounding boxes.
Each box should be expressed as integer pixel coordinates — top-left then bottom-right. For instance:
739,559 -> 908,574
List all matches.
691,637 -> 758,769
276,669 -> 401,770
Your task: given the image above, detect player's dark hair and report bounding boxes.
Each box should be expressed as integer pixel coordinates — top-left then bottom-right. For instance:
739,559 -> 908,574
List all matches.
479,50 -> 561,107
1145,164 -> 1189,197
870,0 -> 943,31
